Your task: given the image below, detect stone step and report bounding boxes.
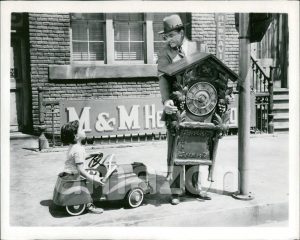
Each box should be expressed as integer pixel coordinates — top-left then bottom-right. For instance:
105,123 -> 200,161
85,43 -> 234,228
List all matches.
10,132 -> 39,149
273,103 -> 289,113
274,120 -> 289,128
273,113 -> 289,121
273,119 -> 289,132
10,132 -> 37,140
273,88 -> 289,95
273,94 -> 289,103
273,94 -> 289,131
274,126 -> 289,132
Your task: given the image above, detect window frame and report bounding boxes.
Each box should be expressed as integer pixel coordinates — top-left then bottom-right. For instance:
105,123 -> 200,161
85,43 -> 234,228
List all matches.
112,13 -> 146,64
70,14 -> 106,64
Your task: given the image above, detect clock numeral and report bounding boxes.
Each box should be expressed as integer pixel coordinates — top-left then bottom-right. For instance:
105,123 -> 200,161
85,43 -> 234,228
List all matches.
208,90 -> 215,96
190,88 -> 197,95
189,104 -> 196,113
203,86 -> 209,91
196,84 -> 203,91
200,108 -> 208,115
208,102 -> 215,110
187,92 -> 193,99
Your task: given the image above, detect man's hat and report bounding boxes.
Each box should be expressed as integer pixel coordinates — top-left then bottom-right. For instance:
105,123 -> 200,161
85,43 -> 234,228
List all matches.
158,14 -> 184,34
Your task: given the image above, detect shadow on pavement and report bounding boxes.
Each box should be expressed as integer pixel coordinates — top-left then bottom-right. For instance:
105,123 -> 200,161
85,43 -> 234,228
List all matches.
144,173 -> 206,206
40,199 -> 127,218
22,147 -> 39,152
40,199 -> 71,218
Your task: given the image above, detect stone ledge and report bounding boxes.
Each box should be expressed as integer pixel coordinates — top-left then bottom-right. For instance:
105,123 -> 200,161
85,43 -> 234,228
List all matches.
49,64 -> 158,80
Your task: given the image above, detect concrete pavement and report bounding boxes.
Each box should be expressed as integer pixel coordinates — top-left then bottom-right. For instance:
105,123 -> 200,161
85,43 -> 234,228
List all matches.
9,133 -> 289,227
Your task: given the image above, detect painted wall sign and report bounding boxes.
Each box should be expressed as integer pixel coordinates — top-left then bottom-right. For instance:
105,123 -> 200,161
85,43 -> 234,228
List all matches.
60,97 -> 166,137
60,95 -> 254,137
215,13 -> 226,61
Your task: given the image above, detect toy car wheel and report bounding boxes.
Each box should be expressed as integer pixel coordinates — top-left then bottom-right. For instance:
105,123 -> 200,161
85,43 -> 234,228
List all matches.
66,204 -> 86,216
126,188 -> 144,208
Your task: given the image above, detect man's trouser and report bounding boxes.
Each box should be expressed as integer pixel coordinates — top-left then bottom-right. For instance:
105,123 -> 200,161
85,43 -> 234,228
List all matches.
167,130 -> 201,196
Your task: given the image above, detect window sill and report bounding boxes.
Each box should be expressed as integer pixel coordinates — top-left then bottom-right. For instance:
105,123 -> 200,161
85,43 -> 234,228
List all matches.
49,64 -> 158,80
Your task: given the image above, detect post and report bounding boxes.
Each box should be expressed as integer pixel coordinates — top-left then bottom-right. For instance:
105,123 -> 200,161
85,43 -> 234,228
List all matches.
38,87 -> 45,124
233,13 -> 254,200
38,87 -> 49,150
268,67 -> 275,133
51,104 -> 55,147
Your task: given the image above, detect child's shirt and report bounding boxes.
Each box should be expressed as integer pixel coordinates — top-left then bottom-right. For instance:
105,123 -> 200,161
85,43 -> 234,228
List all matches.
64,143 -> 86,174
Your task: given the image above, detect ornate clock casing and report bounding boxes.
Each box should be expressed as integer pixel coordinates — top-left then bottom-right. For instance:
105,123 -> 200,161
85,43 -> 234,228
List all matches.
158,52 -> 238,181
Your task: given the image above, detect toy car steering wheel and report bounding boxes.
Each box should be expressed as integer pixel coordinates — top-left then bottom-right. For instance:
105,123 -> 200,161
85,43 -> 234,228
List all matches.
88,153 -> 104,168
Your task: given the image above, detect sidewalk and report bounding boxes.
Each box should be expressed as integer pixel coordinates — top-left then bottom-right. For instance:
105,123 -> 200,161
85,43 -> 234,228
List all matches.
9,133 -> 289,227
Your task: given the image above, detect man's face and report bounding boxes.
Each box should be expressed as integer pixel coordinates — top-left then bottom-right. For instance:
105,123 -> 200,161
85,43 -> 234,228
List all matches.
163,30 -> 183,48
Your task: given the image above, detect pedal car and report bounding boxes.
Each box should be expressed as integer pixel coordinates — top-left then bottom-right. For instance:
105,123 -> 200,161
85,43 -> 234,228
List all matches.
52,153 -> 151,216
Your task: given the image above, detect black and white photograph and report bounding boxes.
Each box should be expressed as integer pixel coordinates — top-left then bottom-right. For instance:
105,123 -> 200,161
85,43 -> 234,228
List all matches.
1,1 -> 299,239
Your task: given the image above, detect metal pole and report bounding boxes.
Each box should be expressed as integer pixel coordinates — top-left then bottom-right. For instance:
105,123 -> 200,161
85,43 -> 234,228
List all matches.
51,104 -> 55,148
268,67 -> 274,133
233,13 -> 254,200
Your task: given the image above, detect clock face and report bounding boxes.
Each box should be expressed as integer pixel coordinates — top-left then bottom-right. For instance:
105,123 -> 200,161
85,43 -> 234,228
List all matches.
186,82 -> 218,116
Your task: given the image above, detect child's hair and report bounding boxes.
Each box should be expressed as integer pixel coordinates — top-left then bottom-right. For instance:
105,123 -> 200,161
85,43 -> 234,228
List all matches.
61,120 -> 79,145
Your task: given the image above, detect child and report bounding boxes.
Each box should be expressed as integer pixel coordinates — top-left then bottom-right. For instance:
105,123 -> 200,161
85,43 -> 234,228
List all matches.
60,120 -> 104,214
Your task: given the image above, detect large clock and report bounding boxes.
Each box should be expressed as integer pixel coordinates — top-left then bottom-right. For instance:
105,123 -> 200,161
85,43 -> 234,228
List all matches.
186,82 -> 218,116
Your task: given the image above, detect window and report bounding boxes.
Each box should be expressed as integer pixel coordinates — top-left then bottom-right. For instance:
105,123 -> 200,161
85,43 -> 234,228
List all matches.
71,13 -> 105,61
113,13 -> 145,63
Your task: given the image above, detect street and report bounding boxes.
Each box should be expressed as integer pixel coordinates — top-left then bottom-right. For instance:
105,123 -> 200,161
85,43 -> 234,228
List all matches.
9,133 -> 289,227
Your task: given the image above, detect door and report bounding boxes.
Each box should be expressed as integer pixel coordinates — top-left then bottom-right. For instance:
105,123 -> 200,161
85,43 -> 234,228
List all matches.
10,38 -> 23,132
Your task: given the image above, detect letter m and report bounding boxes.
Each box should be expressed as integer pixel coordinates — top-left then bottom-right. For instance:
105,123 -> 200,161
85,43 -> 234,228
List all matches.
117,105 -> 141,130
66,107 -> 91,132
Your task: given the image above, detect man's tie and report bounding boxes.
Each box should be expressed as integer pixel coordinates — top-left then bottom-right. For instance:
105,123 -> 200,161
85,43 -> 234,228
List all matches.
177,46 -> 185,58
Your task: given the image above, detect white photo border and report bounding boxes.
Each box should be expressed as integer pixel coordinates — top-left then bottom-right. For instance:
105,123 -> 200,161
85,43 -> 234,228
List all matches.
1,1 -> 299,239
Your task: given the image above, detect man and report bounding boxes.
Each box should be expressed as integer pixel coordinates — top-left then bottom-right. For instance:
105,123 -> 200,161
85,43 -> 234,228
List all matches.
157,14 -> 211,205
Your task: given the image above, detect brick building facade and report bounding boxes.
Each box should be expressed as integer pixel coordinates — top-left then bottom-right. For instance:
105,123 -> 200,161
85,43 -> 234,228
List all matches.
10,12 -> 239,139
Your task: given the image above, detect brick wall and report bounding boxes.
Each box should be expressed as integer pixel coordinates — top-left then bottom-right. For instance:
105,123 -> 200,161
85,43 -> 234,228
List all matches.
224,14 -> 239,74
28,12 -> 238,136
28,13 -> 160,135
191,13 -> 239,89
29,13 -> 70,134
191,13 -> 239,74
191,13 -> 217,55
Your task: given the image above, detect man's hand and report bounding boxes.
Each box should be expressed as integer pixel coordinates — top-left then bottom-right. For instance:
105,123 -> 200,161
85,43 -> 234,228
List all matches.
164,100 -> 178,115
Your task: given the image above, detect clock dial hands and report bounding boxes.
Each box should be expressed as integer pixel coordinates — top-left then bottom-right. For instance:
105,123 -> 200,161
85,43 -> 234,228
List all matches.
186,82 -> 218,116
186,96 -> 203,101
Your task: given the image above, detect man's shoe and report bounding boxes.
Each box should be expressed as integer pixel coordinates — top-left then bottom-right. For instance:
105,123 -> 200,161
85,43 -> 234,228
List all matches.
170,195 -> 180,205
198,192 -> 212,200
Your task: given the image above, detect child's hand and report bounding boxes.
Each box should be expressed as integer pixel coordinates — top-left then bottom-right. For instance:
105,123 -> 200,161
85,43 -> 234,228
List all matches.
93,175 -> 105,186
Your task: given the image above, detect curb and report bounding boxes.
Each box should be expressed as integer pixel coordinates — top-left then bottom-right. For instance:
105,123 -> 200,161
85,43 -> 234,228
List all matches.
12,133 -> 287,153
97,201 -> 288,227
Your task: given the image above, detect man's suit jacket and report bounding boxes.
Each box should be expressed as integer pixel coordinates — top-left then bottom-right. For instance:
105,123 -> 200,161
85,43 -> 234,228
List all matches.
157,38 -> 209,104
